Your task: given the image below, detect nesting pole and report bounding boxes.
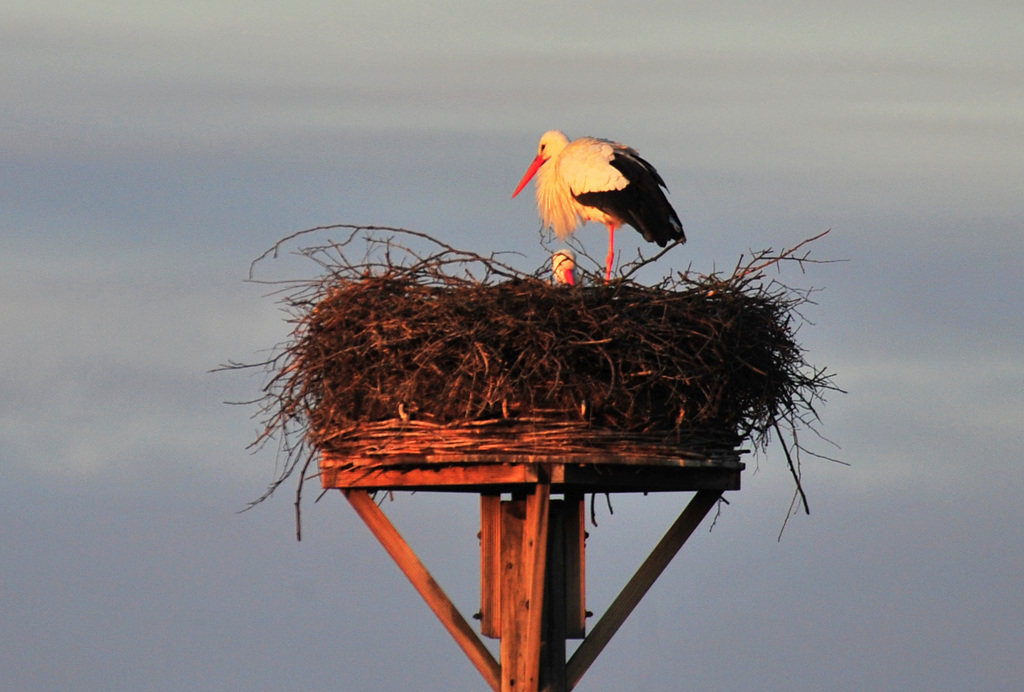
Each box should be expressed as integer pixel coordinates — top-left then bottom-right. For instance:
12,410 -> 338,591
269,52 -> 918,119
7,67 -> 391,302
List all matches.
250,228 -> 834,691
320,452 -> 742,691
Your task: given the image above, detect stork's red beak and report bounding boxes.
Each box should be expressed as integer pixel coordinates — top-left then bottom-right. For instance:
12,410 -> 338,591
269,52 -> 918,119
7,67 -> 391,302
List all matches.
511,154 -> 547,198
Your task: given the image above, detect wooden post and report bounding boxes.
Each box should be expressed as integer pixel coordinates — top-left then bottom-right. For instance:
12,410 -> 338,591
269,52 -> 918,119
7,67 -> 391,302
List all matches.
563,492 -> 586,640
521,474 -> 551,692
541,500 -> 568,692
499,496 -> 527,691
481,492 -> 584,647
498,475 -> 552,692
480,493 -> 502,638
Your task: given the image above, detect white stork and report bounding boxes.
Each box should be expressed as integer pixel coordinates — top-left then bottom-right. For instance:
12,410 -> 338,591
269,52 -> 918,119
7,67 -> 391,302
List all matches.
552,248 -> 576,286
512,130 -> 685,281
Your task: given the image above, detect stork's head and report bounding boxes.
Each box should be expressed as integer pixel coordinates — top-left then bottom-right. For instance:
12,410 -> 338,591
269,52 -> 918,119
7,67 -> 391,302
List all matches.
536,130 -> 570,159
552,248 -> 576,286
512,130 -> 571,198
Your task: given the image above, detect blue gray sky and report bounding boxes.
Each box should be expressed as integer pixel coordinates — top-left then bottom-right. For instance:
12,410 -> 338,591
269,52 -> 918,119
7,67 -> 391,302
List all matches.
2,1 -> 1022,690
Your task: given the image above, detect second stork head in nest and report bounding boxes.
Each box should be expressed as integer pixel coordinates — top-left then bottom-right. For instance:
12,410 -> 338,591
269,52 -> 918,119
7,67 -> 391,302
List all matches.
552,248 -> 576,286
513,130 -> 685,282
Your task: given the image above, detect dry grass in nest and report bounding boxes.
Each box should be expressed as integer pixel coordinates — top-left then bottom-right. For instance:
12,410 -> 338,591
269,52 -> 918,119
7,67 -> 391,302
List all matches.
226,225 -> 840,526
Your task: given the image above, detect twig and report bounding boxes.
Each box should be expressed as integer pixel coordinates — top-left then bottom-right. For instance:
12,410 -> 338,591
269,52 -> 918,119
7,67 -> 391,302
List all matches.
773,420 -> 809,516
293,450 -> 316,541
735,229 -> 837,279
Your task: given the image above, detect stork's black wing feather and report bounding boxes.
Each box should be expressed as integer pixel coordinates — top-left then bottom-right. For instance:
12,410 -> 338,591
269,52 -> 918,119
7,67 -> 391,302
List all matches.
574,152 -> 685,247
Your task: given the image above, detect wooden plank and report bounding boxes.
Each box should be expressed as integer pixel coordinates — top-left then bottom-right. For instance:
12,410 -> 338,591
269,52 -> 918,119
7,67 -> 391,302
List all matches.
558,465 -> 741,493
500,499 -> 526,692
565,489 -> 722,690
343,490 -> 500,692
480,493 -> 502,638
322,452 -> 744,469
563,493 -> 586,639
521,475 -> 551,692
542,500 -> 568,692
322,463 -> 539,490
321,457 -> 742,494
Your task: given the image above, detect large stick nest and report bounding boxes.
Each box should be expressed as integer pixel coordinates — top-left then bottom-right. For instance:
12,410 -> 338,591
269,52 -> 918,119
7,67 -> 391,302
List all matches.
231,225 -> 839,511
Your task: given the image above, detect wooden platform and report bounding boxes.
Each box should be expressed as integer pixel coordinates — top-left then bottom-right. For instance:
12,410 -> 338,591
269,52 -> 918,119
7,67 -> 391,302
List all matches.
319,453 -> 744,494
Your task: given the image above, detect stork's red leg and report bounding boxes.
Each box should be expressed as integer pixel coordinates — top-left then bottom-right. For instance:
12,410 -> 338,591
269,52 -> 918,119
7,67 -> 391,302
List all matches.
605,224 -> 616,282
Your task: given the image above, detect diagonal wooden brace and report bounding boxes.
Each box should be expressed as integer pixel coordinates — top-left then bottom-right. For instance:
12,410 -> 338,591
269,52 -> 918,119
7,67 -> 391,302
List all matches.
343,489 -> 501,691
566,489 -> 723,689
